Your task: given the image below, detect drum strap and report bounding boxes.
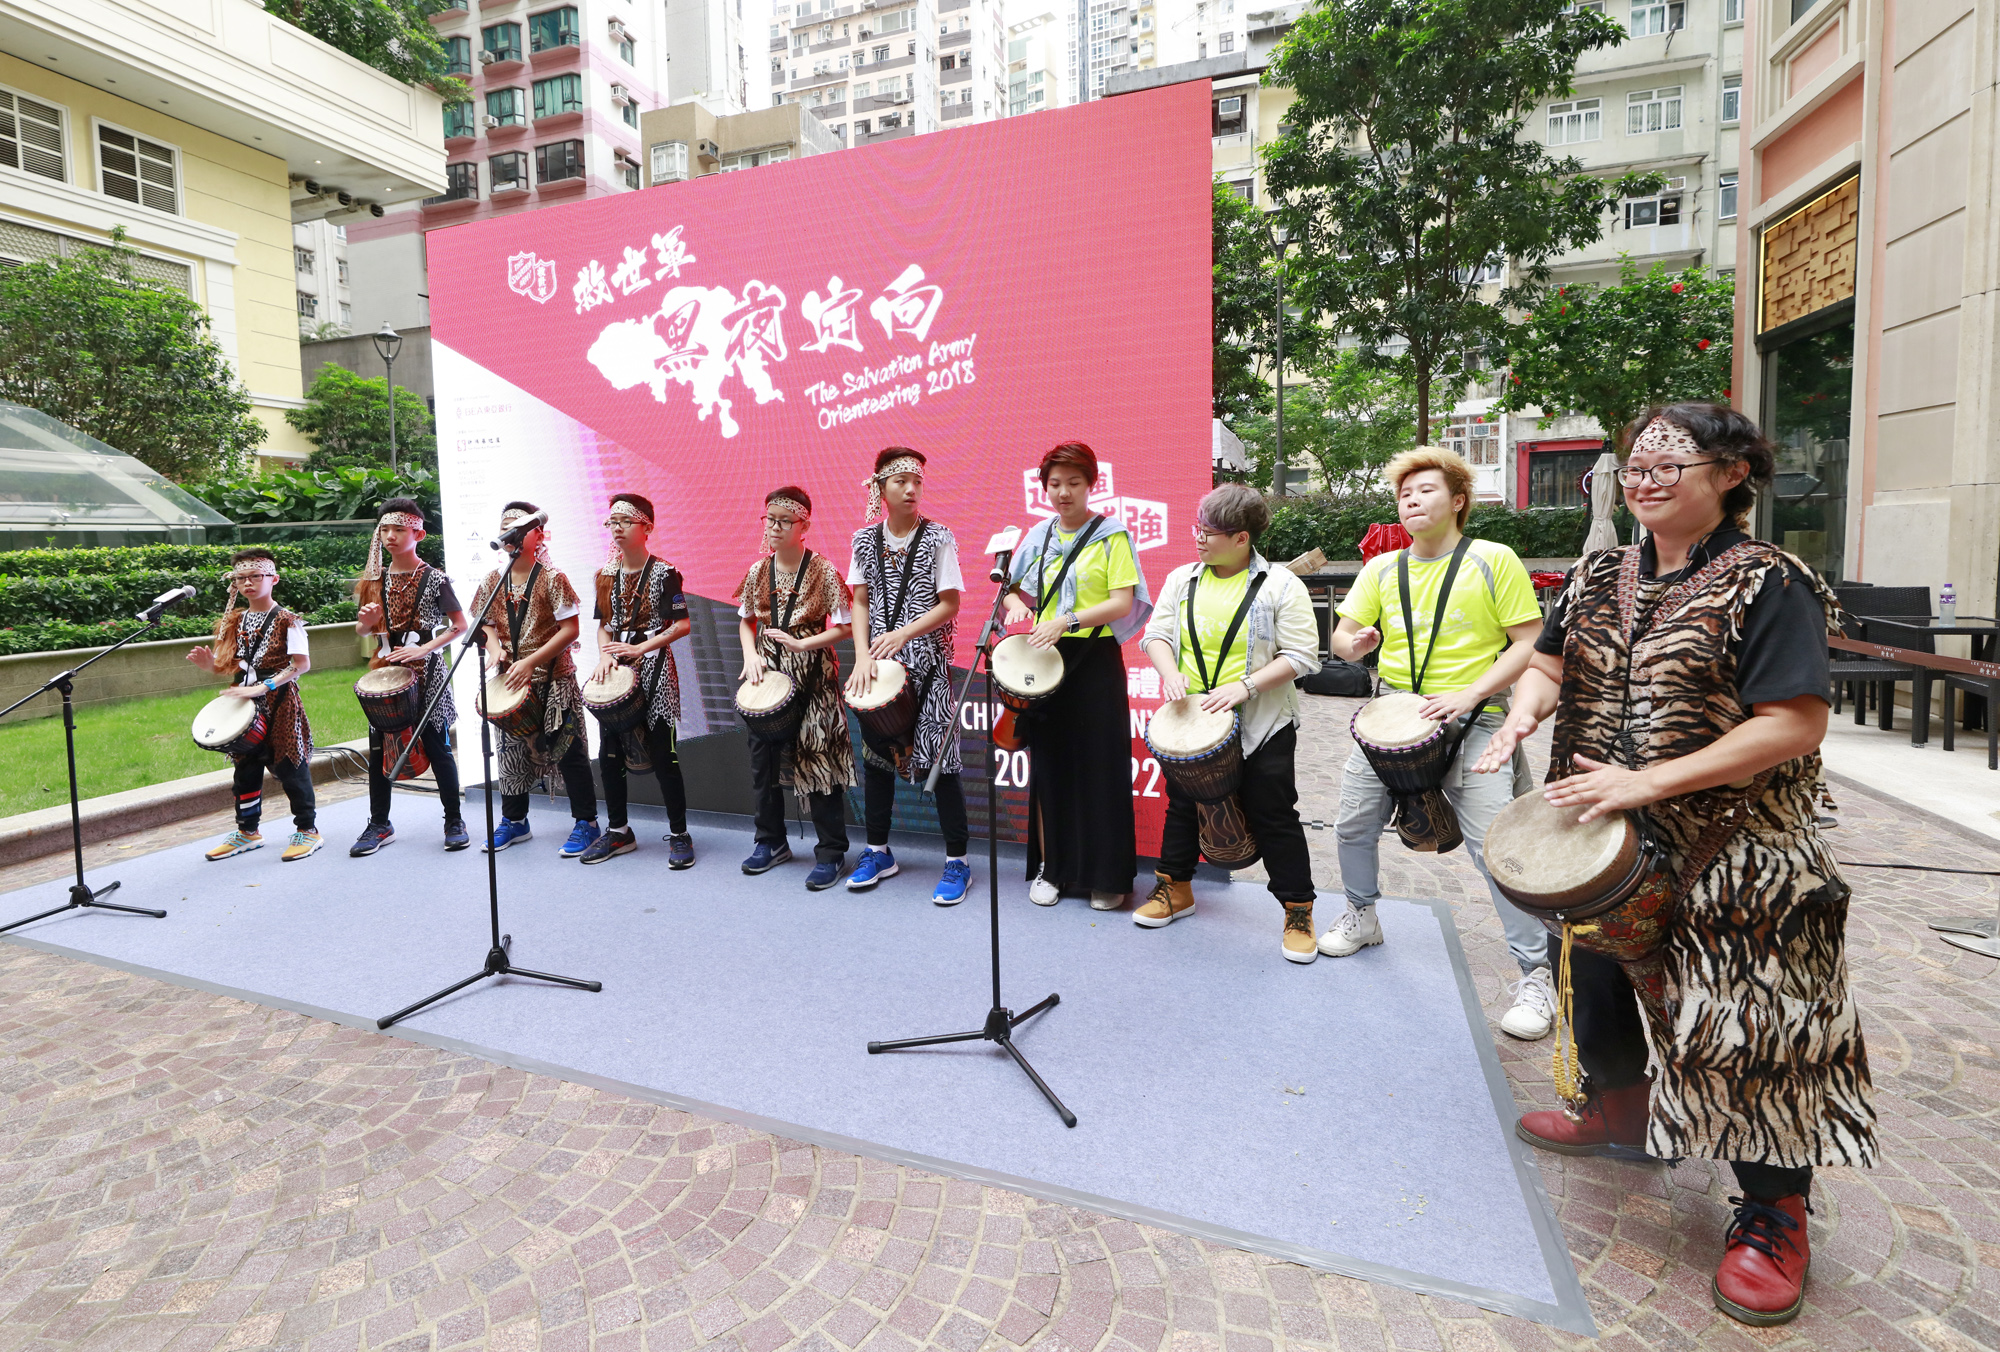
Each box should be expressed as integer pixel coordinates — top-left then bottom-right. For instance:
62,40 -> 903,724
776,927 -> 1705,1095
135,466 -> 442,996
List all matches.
1034,515 -> 1106,629
764,551 -> 821,697
238,609 -> 278,684
873,519 -> 929,633
1184,568 -> 1267,693
612,558 -> 656,642
1397,537 -> 1471,696
502,563 -> 544,664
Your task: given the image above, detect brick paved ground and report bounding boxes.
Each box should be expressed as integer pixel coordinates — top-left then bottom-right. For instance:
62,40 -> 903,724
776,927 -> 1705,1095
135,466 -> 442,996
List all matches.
2,696 -> 1997,1351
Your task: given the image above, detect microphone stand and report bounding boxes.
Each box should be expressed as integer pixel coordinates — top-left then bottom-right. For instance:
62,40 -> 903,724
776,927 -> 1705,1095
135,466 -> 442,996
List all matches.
0,610 -> 180,934
376,546 -> 601,1029
871,558 -> 1075,1128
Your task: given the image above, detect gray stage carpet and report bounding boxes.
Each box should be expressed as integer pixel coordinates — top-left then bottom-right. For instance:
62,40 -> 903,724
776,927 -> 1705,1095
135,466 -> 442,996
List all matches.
1,794 -> 1590,1332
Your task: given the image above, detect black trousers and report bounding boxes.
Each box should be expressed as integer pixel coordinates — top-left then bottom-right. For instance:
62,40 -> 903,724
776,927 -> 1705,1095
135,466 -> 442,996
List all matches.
233,753 -> 315,832
602,721 -> 689,834
863,763 -> 969,854
1158,723 -> 1317,905
750,735 -> 849,863
367,723 -> 462,825
1565,942 -> 1813,1200
499,736 -> 596,824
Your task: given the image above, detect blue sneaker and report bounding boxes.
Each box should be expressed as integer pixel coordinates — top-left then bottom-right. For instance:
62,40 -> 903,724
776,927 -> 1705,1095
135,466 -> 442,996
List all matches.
560,820 -> 602,858
845,847 -> 898,891
805,858 -> 843,891
742,841 -> 793,874
666,832 -> 695,869
483,818 -> 532,853
933,859 -> 973,906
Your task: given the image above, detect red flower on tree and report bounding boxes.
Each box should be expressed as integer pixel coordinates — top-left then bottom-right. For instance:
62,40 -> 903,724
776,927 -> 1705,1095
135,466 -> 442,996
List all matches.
1697,338 -> 1711,350
1671,282 -> 1684,293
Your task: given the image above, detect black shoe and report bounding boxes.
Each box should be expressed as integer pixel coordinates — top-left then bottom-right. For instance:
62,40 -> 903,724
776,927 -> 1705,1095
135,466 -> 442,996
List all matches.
349,820 -> 395,857
443,819 -> 470,851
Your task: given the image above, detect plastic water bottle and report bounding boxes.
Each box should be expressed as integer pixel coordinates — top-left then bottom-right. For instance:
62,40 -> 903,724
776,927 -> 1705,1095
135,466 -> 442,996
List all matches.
1939,583 -> 1957,627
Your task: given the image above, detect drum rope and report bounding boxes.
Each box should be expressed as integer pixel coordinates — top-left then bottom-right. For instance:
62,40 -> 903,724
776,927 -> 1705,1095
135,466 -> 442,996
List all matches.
1551,920 -> 1600,1115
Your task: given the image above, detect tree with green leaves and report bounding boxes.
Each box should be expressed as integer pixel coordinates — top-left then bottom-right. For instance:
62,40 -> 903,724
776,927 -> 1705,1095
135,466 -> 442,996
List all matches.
1495,260 -> 1734,450
1214,182 -> 1280,426
287,363 -> 438,472
1235,349 -> 1415,502
262,0 -> 468,97
0,234 -> 264,481
1264,0 -> 1656,442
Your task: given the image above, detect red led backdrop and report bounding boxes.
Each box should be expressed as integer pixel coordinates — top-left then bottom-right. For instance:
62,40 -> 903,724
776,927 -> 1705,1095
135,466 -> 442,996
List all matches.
428,81 -> 1214,847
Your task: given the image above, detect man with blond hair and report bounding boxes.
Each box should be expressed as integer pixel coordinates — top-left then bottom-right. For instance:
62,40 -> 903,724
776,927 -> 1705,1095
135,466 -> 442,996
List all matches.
1323,447 -> 1554,1039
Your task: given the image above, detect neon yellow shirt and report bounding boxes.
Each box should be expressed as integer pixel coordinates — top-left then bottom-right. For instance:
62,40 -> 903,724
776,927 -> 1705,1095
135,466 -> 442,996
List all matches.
1177,565 -> 1253,690
1033,524 -> 1140,636
1336,538 -> 1541,693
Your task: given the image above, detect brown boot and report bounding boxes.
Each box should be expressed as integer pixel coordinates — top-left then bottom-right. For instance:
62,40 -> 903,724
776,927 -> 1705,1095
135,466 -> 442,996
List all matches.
1282,902 -> 1318,964
1516,1082 -> 1651,1157
1133,873 -> 1195,927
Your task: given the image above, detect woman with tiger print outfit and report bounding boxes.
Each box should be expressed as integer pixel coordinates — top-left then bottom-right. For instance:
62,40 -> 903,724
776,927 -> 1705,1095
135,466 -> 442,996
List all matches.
1476,404 -> 1874,1328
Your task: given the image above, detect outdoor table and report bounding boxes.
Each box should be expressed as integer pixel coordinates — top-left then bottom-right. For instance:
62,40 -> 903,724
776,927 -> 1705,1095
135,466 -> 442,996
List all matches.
1865,615 -> 1999,745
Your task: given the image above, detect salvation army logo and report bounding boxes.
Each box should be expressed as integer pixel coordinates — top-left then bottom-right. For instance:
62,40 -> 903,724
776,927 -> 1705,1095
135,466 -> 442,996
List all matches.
507,251 -> 559,305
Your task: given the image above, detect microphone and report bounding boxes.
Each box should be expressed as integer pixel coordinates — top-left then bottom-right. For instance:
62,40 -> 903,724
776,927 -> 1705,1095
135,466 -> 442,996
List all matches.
138,584 -> 197,622
490,509 -> 549,552
983,525 -> 1022,584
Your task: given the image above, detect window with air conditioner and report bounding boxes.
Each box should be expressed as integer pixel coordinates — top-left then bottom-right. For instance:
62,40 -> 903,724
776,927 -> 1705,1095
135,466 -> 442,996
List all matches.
650,140 -> 688,181
295,248 -> 315,273
444,36 -> 473,76
1629,1 -> 1684,36
528,6 -> 580,51
1721,75 -> 1741,124
487,87 -> 526,126
490,150 -> 530,192
536,140 -> 584,183
0,89 -> 66,184
297,293 -> 317,318
1626,86 -> 1682,134
1624,176 -> 1686,228
1547,97 -> 1600,144
97,124 -> 178,214
482,23 -> 522,61
533,74 -> 582,119
1212,94 -> 1244,136
1719,172 -> 1738,220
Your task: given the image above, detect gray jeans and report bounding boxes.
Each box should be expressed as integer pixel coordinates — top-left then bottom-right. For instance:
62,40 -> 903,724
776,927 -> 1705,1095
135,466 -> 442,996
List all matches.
1336,710 -> 1550,973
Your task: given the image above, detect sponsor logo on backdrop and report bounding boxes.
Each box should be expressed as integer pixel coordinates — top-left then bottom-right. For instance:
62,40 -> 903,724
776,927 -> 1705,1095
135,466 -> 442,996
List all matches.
506,252 -> 559,305
573,225 -> 975,439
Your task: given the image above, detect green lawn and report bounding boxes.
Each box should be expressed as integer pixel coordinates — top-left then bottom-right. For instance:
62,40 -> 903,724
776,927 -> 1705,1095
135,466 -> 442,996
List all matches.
0,666 -> 372,818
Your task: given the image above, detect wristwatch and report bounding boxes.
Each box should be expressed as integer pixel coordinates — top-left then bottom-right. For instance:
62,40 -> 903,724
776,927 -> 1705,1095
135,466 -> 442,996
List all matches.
1064,612 -> 1080,633
1240,677 -> 1256,700
263,677 -> 279,693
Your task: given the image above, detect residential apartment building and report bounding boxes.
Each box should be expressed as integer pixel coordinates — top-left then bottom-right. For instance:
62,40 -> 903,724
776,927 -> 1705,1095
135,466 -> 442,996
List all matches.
1004,10 -> 1069,115
1054,0 -> 1252,106
1502,0 -> 1748,508
771,0 -> 1007,146
0,0 -> 445,465
1727,0 -> 1997,618
292,219 -> 351,337
639,100 -> 840,185
348,0 -> 745,333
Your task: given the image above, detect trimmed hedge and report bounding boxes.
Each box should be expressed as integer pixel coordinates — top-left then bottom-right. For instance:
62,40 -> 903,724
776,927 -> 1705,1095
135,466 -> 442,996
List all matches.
0,535 -> 441,578
0,568 -> 359,628
0,601 -> 361,658
1262,492 -> 1631,564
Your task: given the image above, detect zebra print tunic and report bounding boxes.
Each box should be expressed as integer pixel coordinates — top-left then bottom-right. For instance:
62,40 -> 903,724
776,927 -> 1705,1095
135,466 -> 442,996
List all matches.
1550,540 -> 1876,1169
850,519 -> 961,779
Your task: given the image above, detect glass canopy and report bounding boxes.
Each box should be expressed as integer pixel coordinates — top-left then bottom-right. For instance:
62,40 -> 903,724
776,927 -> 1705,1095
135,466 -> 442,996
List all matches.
0,400 -> 231,549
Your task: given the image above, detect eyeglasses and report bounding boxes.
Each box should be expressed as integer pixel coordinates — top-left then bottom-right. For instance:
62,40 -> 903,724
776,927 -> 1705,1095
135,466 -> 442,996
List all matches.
1191,523 -> 1238,542
1615,459 -> 1725,488
763,514 -> 802,529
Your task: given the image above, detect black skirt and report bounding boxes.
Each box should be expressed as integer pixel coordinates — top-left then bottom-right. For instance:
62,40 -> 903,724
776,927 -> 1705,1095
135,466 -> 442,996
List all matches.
1023,633 -> 1136,894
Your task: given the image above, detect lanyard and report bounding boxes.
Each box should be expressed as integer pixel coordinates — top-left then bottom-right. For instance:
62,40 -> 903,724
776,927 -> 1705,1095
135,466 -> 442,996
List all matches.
501,562 -> 543,662
1397,538 -> 1470,695
238,609 -> 277,683
873,519 -> 929,632
765,549 -> 815,633
612,557 -> 656,639
384,565 -> 430,649
1184,567 -> 1267,693
1034,515 -> 1106,625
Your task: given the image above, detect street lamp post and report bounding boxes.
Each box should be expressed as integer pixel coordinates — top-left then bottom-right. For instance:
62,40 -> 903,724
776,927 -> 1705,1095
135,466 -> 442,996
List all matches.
373,323 -> 404,475
1262,218 -> 1295,497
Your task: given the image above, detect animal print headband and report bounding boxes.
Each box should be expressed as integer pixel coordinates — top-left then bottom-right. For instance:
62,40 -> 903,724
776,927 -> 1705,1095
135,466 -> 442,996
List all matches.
361,510 -> 426,582
1629,418 -> 1702,460
603,499 -> 655,569
219,557 -> 279,615
863,456 -> 925,522
499,507 -> 552,565
762,496 -> 810,552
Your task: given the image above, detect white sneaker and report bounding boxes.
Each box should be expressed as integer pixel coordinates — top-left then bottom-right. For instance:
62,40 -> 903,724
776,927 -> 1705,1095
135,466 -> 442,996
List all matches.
1500,966 -> 1555,1041
1029,868 -> 1059,906
1317,904 -> 1383,957
1088,891 -> 1127,911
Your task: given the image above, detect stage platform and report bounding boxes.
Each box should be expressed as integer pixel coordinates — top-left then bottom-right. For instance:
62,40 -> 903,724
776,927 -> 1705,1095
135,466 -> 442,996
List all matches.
0,794 -> 1591,1333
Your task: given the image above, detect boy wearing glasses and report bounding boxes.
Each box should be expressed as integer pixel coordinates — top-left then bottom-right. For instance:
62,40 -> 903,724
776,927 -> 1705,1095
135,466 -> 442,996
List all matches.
735,486 -> 855,889
1136,485 -> 1323,959
1323,448 -> 1552,1036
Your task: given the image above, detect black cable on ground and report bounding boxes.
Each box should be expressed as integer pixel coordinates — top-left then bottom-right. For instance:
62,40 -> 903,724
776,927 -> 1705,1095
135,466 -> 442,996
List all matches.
1836,860 -> 2000,878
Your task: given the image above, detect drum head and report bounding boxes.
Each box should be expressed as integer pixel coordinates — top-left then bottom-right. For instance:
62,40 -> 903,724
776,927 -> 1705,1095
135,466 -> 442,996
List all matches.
584,664 -> 637,704
1353,691 -> 1441,748
992,634 -> 1063,696
847,659 -> 906,711
1147,697 -> 1236,757
356,665 -> 417,694
485,673 -> 529,714
736,670 -> 796,712
1486,792 -> 1631,898
191,694 -> 255,746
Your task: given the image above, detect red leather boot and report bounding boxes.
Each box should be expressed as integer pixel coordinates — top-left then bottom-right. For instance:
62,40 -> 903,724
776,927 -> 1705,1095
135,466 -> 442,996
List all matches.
1515,1082 -> 1651,1156
1713,1193 -> 1810,1325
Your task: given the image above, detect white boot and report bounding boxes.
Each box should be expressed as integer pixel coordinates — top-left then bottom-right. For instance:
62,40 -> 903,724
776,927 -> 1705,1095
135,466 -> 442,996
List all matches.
1317,903 -> 1384,957
1500,965 -> 1555,1040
